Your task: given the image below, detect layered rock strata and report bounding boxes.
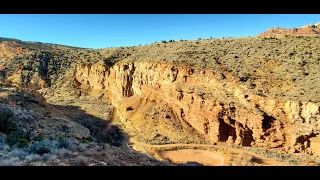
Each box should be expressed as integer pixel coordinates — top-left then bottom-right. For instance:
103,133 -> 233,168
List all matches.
74,62 -> 320,155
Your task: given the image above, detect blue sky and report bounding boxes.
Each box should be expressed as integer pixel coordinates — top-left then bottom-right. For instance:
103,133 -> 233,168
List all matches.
1,14 -> 320,49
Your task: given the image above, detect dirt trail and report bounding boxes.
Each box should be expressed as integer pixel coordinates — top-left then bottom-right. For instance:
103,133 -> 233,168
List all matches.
129,139 -> 289,166
130,139 -> 217,148
160,149 -> 224,166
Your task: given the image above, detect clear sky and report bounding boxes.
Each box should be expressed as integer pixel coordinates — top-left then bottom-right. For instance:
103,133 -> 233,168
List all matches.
1,14 -> 320,49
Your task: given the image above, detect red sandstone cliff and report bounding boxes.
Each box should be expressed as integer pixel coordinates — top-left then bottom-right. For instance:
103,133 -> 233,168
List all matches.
258,22 -> 320,37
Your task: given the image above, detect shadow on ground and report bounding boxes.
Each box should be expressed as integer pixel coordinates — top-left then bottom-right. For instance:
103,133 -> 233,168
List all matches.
251,157 -> 264,164
53,104 -> 126,147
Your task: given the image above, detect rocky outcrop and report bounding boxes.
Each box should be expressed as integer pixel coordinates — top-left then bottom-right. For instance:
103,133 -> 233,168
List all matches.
39,117 -> 90,139
74,62 -> 320,155
301,22 -> 320,28
4,64 -> 49,89
258,23 -> 320,37
0,104 -> 90,140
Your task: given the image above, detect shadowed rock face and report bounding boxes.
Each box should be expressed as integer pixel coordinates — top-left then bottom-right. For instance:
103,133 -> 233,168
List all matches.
0,71 -> 5,82
258,22 -> 320,37
74,62 -> 320,155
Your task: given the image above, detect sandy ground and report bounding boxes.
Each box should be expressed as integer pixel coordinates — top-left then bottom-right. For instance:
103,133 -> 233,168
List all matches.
129,139 -> 289,166
160,149 -> 224,166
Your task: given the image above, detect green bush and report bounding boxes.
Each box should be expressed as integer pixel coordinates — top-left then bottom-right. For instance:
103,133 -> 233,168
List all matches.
29,140 -> 55,155
16,139 -> 29,148
0,107 -> 17,134
57,138 -> 73,149
33,133 -> 46,142
6,130 -> 28,147
78,138 -> 91,144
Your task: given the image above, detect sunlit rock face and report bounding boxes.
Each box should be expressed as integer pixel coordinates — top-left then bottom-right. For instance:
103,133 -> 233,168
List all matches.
75,61 -> 320,155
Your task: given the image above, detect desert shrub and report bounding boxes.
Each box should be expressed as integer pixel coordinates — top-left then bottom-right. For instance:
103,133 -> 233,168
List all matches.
97,125 -> 124,147
33,133 -> 46,142
42,153 -> 56,162
84,148 -> 99,156
16,139 -> 29,148
231,144 -> 241,149
49,148 -> 59,156
239,73 -> 251,82
86,142 -> 99,149
74,155 -> 88,166
6,130 -> 29,147
57,138 -> 77,149
0,107 -> 17,134
48,134 -> 56,140
78,138 -> 91,144
8,149 -> 29,159
75,144 -> 86,152
0,144 -> 9,151
28,140 -> 56,155
0,135 -> 6,144
25,154 -> 43,162
0,159 -> 21,166
0,136 -> 9,151
56,148 -> 73,158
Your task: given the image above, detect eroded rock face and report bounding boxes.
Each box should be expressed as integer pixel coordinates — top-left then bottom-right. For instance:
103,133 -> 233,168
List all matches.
74,62 -> 320,155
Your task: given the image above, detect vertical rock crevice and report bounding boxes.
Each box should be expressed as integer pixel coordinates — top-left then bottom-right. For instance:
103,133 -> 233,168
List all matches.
262,113 -> 276,131
121,63 -> 135,97
218,117 -> 236,143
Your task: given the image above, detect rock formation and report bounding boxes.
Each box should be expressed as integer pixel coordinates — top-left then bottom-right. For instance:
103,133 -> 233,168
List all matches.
74,62 -> 320,155
258,22 -> 320,37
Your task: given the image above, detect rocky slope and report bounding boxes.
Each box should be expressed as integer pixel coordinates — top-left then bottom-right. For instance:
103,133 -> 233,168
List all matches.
1,23 -> 320,163
0,84 -> 175,166
258,22 -> 320,37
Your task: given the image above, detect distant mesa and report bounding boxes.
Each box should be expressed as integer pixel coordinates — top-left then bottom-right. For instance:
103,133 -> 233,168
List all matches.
258,22 -> 320,37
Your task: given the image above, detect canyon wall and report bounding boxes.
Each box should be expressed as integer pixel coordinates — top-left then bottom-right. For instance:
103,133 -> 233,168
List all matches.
74,62 -> 320,155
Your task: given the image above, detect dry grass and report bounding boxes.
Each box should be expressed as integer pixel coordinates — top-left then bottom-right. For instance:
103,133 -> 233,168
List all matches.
74,155 -> 89,166
243,146 -> 320,166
